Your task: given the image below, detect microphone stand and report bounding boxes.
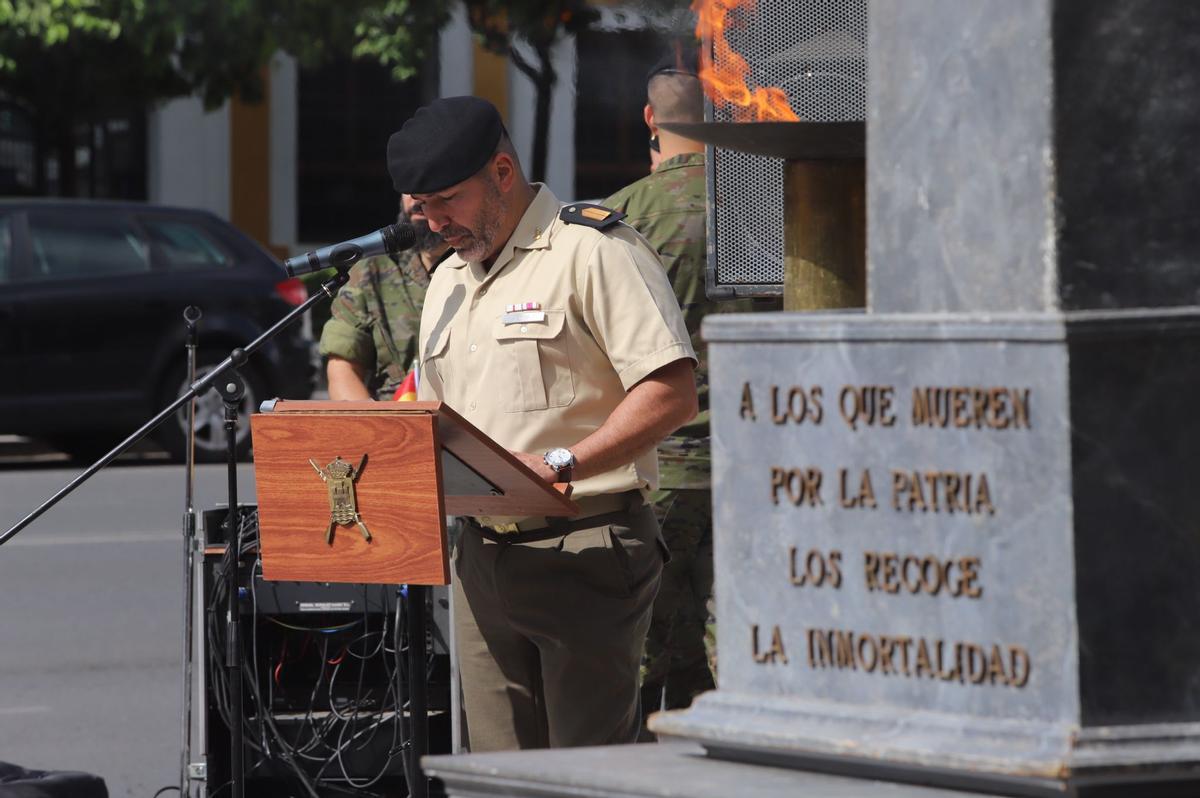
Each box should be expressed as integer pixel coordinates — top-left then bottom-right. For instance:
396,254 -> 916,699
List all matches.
217,369 -> 246,798
1,263 -> 359,798
407,585 -> 430,798
180,306 -> 202,798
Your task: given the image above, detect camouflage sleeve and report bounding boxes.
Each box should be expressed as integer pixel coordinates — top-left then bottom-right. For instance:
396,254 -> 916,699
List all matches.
318,272 -> 377,368
603,184 -> 634,216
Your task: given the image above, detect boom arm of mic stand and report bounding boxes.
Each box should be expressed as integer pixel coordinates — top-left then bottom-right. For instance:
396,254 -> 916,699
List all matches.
0,268 -> 354,547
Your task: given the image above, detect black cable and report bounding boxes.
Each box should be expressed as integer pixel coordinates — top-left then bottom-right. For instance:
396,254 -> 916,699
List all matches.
204,510 -> 416,796
311,605 -> 407,790
249,559 -> 270,758
240,644 -> 322,798
152,786 -> 180,798
341,600 -> 395,787
205,514 -> 269,761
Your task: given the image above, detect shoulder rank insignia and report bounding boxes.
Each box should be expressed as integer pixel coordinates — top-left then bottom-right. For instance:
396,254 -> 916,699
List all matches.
559,203 -> 626,230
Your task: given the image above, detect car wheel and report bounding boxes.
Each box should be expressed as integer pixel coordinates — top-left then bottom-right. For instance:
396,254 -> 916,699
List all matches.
155,352 -> 264,463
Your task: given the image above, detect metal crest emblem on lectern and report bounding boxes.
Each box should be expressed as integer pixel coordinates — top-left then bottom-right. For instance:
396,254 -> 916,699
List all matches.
308,455 -> 372,544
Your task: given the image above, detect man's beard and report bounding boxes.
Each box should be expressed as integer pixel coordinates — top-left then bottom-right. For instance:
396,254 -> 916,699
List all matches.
442,178 -> 504,262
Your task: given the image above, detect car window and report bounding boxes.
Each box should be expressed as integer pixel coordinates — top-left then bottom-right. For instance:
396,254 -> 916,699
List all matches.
27,212 -> 149,280
0,215 -> 11,284
142,217 -> 230,271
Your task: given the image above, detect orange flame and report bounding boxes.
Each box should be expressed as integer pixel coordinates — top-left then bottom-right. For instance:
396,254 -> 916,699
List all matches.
692,0 -> 799,122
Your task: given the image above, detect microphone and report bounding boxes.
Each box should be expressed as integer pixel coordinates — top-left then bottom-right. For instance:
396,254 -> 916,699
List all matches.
284,223 -> 416,276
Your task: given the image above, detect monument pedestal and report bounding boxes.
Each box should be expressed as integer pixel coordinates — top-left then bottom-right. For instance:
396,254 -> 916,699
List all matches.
643,310 -> 1200,796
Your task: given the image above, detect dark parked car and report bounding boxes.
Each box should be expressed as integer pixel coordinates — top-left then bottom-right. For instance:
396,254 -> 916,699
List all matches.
0,199 -> 316,461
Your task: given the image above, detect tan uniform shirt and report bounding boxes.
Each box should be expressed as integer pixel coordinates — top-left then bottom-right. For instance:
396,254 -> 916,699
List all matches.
416,185 -> 696,499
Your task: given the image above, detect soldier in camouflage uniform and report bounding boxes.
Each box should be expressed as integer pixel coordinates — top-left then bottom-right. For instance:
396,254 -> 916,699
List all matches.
604,49 -> 770,732
319,195 -> 447,400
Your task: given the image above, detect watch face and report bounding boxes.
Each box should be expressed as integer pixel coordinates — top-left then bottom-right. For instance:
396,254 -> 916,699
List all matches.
545,448 -> 573,470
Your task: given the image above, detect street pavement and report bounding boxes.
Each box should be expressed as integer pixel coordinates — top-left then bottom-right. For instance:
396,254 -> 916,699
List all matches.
0,447 -> 258,798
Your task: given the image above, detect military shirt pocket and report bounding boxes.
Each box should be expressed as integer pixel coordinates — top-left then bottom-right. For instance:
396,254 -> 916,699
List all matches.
421,327 -> 452,395
493,310 -> 575,412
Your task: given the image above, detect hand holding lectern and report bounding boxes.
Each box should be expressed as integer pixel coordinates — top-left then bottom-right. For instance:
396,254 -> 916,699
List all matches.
249,400 -> 579,585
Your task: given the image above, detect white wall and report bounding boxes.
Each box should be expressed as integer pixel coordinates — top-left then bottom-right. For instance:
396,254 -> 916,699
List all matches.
439,6 -> 474,98
147,54 -> 298,252
269,52 -> 298,251
146,97 -> 230,219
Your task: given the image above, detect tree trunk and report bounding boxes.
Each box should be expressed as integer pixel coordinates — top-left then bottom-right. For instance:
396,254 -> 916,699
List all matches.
529,43 -> 555,184
510,40 -> 557,184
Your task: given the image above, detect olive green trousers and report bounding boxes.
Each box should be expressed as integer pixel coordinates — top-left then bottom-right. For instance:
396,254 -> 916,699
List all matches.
453,500 -> 663,751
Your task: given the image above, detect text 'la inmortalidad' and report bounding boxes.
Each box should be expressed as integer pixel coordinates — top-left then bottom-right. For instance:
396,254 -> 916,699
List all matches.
805,627 -> 1031,688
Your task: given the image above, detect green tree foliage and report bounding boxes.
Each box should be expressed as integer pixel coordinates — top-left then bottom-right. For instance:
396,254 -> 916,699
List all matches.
353,0 -> 599,181
0,0 -> 647,193
0,0 -> 185,193
0,0 -> 425,193
352,0 -> 454,82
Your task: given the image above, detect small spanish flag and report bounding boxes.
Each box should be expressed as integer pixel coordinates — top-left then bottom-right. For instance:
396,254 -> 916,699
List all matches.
393,368 -> 418,402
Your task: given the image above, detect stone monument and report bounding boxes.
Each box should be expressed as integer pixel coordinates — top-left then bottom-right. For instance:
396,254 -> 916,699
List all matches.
425,1 -> 1200,795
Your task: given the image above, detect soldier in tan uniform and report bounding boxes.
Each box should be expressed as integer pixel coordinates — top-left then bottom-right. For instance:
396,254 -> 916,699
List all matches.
387,96 -> 698,751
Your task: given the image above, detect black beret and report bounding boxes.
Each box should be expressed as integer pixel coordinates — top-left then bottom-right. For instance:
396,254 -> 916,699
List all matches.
387,96 -> 504,194
646,43 -> 700,83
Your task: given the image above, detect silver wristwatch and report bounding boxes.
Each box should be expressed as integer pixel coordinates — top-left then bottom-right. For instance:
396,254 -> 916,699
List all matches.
543,447 -> 576,483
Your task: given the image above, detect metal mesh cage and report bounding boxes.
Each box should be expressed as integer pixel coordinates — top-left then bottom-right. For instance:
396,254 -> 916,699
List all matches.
708,0 -> 867,297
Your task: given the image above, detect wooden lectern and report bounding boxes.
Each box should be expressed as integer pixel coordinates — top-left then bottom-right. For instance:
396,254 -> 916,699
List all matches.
249,400 -> 579,798
250,400 -> 580,585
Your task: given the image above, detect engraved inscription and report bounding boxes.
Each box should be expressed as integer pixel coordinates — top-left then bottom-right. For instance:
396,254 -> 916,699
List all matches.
838,468 -> 878,509
911,386 -> 1031,430
752,624 -> 789,664
740,374 -> 1039,692
770,385 -> 824,426
788,547 -> 843,589
890,470 -> 996,515
807,629 -> 1030,688
770,466 -> 995,516
745,383 -> 1033,431
839,385 -> 897,430
863,552 -> 983,598
770,467 -> 824,506
740,382 -> 757,421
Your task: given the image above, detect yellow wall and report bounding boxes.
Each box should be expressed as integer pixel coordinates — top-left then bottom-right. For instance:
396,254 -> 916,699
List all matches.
472,40 -> 509,125
229,67 -> 287,258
